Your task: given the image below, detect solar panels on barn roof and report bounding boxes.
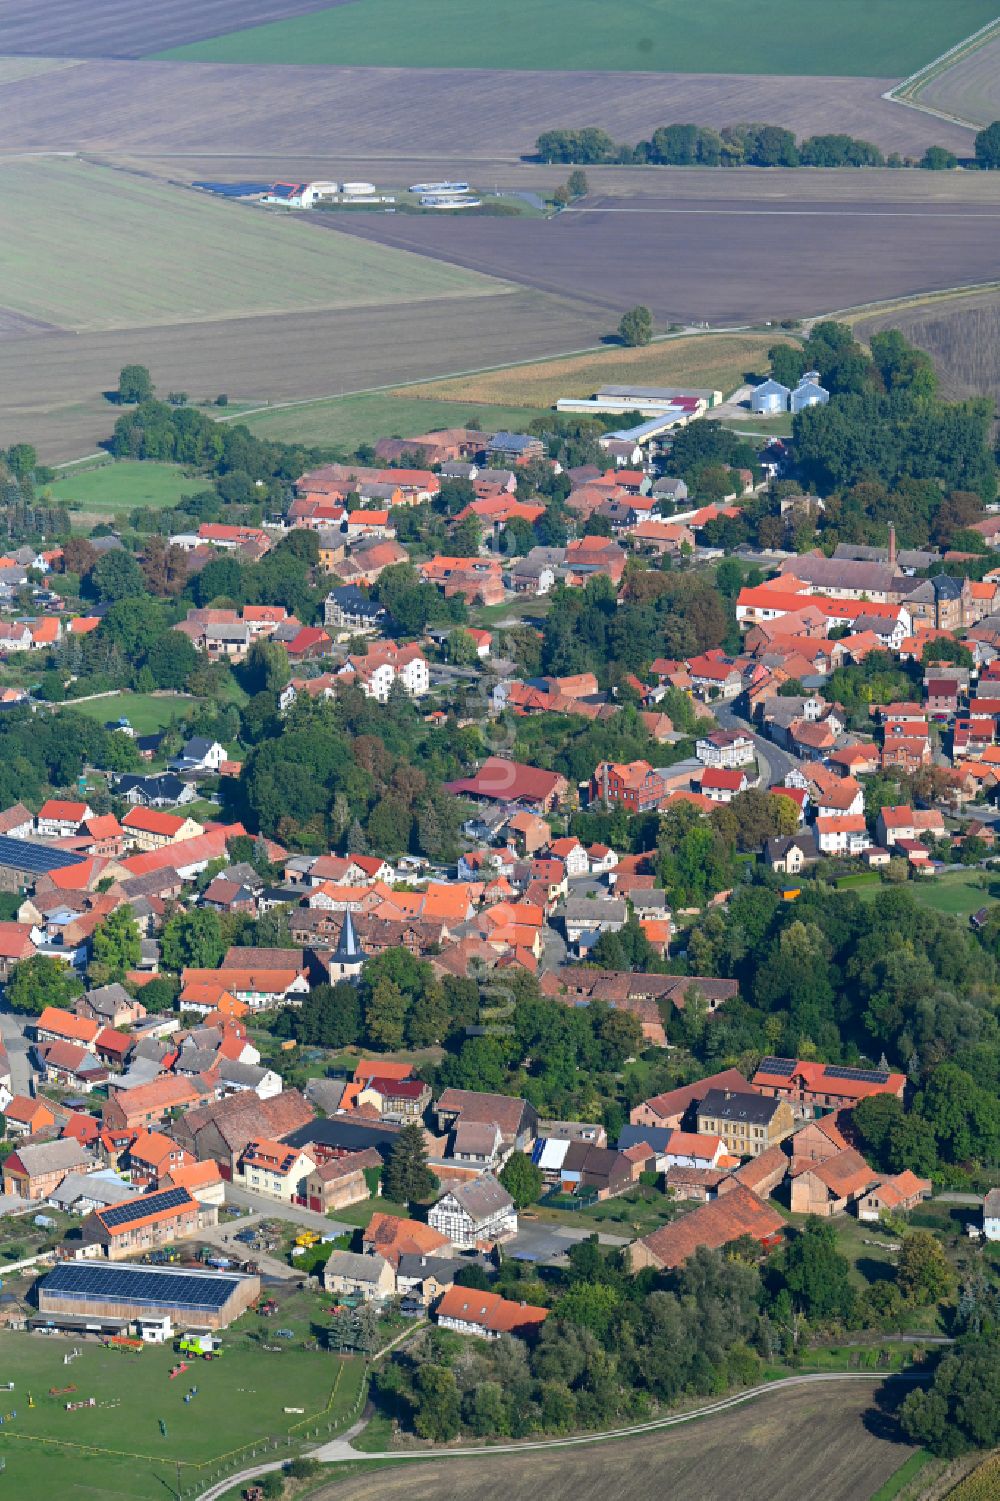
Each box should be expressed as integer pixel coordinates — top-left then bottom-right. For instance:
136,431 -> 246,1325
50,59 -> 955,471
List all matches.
0,835 -> 86,874
99,1185 -> 192,1228
41,1261 -> 244,1311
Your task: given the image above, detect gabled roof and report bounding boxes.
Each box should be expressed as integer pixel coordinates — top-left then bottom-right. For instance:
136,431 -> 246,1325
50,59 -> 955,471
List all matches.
638,1183 -> 784,1268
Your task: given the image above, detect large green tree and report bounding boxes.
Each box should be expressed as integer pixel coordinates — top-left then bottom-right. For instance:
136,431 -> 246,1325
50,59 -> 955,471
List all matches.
160,907 -> 225,973
8,955 -> 83,1014
382,1122 -> 438,1205
89,905 -> 142,983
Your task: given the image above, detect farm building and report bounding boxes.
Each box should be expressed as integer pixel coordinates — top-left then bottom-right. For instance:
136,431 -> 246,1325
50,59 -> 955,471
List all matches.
80,1185 -> 217,1259
37,1261 -> 260,1330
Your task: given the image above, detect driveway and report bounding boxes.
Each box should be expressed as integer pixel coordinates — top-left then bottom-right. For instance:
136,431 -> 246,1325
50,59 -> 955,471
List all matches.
223,1184 -> 353,1238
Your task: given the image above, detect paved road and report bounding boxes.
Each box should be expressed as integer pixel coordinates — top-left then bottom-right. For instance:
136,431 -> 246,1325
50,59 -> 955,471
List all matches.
713,703 -> 804,788
0,1004 -> 34,1097
223,1184 -> 353,1238
192,1369 -> 929,1501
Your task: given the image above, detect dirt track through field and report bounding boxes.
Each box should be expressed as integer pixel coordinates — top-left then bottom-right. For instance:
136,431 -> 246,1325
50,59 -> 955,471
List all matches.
306,1386 -> 914,1501
327,194 -> 1000,324
0,59 -> 976,158
0,290 -> 609,463
0,0 -> 351,58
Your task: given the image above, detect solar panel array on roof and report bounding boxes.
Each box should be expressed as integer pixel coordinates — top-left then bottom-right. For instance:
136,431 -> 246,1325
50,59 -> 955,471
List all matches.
41,1262 -> 241,1311
823,1065 -> 891,1084
0,835 -> 86,874
100,1186 -> 191,1228
757,1057 -> 796,1076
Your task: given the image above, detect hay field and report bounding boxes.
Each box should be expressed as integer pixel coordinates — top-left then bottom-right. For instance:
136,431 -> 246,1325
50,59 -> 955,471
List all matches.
912,33 -> 1000,127
317,1384 -> 914,1501
156,0 -> 997,77
0,61 -> 976,160
326,194 -> 1000,325
400,333 -> 795,409
0,157 -> 504,332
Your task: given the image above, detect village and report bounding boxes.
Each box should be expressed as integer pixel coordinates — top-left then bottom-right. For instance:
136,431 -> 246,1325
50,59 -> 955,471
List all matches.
0,333 -> 996,1491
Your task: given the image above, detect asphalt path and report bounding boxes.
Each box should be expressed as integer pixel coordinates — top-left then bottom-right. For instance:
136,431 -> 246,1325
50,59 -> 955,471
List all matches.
0,1003 -> 34,1096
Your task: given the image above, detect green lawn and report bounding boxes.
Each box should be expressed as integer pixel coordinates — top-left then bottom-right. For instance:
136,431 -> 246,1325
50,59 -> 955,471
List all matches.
0,157 -> 504,333
45,460 -> 204,516
57,692 -> 197,736
234,391 -> 542,450
856,869 -> 992,917
529,1184 -> 683,1237
155,0 -> 998,77
0,1330 -> 365,1501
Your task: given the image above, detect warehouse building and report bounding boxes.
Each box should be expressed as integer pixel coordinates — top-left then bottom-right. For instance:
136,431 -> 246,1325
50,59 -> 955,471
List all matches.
37,1261 -> 260,1331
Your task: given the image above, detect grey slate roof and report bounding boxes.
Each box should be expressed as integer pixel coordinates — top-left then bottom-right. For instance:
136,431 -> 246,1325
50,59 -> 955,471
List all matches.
442,1175 -> 514,1221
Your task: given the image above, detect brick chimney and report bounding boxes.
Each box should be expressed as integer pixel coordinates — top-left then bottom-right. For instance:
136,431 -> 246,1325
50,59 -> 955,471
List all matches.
888,523 -> 896,569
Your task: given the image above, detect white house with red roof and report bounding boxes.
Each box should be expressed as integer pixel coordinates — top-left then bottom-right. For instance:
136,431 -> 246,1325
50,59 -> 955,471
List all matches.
36,799 -> 93,839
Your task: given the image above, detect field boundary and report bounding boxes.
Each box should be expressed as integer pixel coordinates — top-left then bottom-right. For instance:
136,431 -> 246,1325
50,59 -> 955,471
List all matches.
884,14 -> 1000,128
192,1369 -> 929,1501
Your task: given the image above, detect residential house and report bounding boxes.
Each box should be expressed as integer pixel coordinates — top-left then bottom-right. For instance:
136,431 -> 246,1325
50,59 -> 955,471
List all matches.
856,1171 -> 932,1223
815,815 -> 871,857
434,1089 -> 537,1150
875,806 -> 946,848
429,1176 -> 518,1249
696,730 -> 756,769
435,1285 -> 548,1340
630,1069 -> 752,1131
324,1250 -> 395,1302
237,1138 -> 317,1201
696,1088 -> 794,1158
36,799 -> 93,838
362,1211 -> 451,1266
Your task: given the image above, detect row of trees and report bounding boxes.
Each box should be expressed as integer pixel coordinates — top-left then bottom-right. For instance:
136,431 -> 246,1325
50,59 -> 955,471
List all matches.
377,1219 -> 972,1444
536,122 -> 957,171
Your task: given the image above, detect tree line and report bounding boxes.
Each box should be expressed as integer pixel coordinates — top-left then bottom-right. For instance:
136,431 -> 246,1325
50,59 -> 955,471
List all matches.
535,123 -> 958,171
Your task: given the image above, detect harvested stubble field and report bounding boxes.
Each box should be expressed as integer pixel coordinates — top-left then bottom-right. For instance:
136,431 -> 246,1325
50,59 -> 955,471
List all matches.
0,289 -> 608,463
326,191 -> 1000,325
0,61 -> 976,160
0,157 -> 502,333
0,0 -> 341,59
910,33 -> 1000,128
157,0 -> 996,78
312,1384 -> 915,1501
399,333 -> 791,409
856,289 -> 1000,403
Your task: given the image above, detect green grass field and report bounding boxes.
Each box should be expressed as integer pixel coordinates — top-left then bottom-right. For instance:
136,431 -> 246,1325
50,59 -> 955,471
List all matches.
155,0 -> 998,76
856,869 -> 992,917
0,1330 -> 365,1501
46,461 -> 204,515
234,391 -> 541,449
0,158 -> 505,333
57,692 -> 197,736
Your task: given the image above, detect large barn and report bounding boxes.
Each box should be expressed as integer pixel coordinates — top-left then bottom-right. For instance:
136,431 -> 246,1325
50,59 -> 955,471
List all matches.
37,1262 -> 260,1331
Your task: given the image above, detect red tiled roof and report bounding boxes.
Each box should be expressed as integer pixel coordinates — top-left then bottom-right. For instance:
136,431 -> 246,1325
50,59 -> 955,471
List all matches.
638,1183 -> 783,1268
